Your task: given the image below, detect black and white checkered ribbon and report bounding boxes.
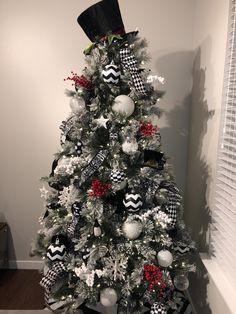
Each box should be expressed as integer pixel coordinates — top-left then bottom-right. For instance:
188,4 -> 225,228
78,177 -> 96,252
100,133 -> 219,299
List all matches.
120,48 -> 147,95
40,261 -> 66,292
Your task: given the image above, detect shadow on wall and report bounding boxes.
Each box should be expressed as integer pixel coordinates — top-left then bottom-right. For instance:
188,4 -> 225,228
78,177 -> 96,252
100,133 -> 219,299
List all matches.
153,50 -> 194,197
184,46 -> 213,252
184,44 -> 214,314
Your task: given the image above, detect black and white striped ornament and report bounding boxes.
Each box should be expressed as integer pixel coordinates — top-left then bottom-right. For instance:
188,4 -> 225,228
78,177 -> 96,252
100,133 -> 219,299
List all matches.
47,238 -> 66,261
123,193 -> 143,212
150,302 -> 167,314
75,140 -> 83,156
102,64 -> 120,84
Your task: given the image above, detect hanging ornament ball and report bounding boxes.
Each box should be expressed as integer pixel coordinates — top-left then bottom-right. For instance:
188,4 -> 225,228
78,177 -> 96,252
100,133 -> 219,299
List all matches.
110,169 -> 127,190
122,138 -> 138,155
69,95 -> 86,114
100,288 -> 118,307
150,302 -> 167,314
122,220 -> 142,240
102,64 -> 121,84
157,250 -> 173,267
112,95 -> 135,117
123,192 -> 143,213
173,274 -> 189,291
46,239 -> 66,261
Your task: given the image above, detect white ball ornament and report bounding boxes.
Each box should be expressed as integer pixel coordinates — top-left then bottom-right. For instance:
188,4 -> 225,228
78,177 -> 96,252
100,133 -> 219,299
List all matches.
112,95 -> 135,117
70,95 -> 85,114
157,250 -> 173,267
100,288 -> 118,307
122,220 -> 142,240
122,138 -> 138,155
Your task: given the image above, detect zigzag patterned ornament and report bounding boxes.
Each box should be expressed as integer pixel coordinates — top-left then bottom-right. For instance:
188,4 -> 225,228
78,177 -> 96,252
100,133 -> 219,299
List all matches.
102,64 -> 121,84
123,192 -> 143,212
47,237 -> 66,261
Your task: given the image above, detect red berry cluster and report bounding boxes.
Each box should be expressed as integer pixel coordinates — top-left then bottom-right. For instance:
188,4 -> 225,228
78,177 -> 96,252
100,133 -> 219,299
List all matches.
139,121 -> 158,137
90,180 -> 111,198
64,71 -> 94,90
144,264 -> 166,293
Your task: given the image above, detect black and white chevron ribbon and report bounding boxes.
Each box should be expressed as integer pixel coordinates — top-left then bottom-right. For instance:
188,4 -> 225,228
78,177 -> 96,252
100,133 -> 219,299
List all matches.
120,48 -> 147,95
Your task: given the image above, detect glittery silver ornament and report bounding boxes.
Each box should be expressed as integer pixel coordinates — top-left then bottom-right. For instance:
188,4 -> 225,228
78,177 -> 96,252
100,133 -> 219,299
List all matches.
70,95 -> 85,114
173,274 -> 189,291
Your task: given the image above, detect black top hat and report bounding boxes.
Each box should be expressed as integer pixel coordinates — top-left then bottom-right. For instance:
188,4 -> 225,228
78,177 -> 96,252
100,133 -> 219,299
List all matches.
77,0 -> 126,42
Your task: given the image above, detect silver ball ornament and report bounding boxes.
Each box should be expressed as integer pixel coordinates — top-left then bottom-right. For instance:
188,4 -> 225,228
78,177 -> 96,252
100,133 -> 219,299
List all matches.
112,95 -> 135,117
157,250 -> 173,267
122,220 -> 142,240
100,288 -> 118,307
70,95 -> 85,114
174,274 -> 189,291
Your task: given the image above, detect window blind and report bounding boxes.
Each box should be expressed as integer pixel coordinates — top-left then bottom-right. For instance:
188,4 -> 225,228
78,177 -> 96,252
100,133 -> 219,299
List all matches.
211,0 -> 236,288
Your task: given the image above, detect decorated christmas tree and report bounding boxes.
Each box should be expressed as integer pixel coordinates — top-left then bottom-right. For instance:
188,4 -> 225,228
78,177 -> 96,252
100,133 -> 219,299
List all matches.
32,1 -> 196,313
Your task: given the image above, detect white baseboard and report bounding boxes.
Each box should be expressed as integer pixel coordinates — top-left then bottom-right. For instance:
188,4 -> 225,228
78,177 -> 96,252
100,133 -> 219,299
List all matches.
8,259 -> 43,269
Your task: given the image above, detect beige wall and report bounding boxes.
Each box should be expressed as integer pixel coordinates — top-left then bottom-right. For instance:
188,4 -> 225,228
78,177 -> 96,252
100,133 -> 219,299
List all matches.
0,0 -> 194,265
185,0 -> 229,313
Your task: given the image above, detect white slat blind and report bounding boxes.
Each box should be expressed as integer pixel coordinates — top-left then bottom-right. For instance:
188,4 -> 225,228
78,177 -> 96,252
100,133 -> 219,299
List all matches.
211,0 -> 236,287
